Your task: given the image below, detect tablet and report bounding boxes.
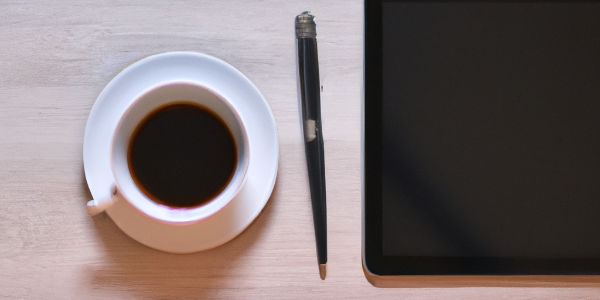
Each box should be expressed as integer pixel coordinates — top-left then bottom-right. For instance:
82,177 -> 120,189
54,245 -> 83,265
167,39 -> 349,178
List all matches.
363,0 -> 600,279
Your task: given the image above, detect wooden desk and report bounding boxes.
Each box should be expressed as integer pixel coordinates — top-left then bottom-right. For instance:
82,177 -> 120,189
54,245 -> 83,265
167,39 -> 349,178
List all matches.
1,1 -> 599,298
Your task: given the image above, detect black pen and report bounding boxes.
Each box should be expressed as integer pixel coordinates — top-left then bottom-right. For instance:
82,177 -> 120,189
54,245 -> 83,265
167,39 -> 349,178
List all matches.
295,11 -> 327,280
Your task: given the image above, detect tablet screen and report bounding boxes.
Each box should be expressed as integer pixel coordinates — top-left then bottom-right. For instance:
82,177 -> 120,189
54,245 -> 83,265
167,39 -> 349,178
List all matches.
380,1 -> 600,260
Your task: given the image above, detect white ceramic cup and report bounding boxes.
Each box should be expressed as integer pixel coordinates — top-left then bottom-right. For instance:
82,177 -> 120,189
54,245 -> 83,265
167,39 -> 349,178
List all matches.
86,81 -> 249,224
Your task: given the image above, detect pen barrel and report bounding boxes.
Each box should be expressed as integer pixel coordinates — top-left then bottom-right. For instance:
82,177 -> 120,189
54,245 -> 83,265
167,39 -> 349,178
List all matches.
297,35 -> 327,265
305,136 -> 327,265
297,38 -> 321,121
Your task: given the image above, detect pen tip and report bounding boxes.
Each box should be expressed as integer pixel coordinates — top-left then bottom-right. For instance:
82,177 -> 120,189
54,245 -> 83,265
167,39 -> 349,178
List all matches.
319,264 -> 326,280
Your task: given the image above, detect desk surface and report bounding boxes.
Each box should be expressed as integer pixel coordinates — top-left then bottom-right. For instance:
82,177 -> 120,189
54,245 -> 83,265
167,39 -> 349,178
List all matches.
1,1 -> 599,298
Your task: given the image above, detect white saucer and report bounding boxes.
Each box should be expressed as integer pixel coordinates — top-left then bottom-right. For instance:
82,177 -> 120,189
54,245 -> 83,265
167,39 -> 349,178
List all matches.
83,52 -> 278,253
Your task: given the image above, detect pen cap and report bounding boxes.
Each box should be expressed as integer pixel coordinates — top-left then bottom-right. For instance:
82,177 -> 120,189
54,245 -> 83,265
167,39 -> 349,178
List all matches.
295,11 -> 316,38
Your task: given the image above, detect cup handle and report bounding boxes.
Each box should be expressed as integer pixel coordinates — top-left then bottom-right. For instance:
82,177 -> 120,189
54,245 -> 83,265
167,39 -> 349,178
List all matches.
87,186 -> 119,216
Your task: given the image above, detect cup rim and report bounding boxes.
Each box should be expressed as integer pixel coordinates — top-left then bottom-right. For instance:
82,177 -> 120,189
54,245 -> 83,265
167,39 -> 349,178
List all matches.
109,80 -> 250,225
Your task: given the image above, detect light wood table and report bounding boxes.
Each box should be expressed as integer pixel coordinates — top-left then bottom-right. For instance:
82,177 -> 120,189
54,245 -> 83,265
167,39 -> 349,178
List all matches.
1,1 -> 599,298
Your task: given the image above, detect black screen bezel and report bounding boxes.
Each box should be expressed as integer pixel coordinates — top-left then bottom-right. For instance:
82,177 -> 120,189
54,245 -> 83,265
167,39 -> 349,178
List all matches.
363,0 -> 600,276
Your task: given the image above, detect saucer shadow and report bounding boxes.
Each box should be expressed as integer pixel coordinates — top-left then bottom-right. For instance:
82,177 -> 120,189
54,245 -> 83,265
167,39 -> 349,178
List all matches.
82,167 -> 279,298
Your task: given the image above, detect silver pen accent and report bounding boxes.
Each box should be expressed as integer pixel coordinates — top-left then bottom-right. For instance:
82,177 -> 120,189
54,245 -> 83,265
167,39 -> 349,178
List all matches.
295,11 -> 316,38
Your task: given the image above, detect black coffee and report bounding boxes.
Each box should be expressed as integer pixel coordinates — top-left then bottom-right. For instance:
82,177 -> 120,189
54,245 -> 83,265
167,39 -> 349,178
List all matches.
128,102 -> 237,208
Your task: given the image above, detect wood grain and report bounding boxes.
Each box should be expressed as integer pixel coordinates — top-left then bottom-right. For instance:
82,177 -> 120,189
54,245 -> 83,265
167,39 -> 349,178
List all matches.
0,0 -> 599,298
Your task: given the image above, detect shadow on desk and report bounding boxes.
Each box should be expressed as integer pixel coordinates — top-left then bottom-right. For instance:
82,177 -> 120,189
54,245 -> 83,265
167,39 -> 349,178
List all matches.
80,170 -> 279,298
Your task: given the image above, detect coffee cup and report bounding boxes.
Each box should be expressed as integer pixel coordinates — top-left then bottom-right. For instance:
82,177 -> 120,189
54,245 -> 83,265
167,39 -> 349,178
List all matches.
86,81 -> 249,224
